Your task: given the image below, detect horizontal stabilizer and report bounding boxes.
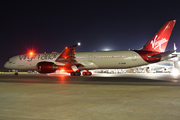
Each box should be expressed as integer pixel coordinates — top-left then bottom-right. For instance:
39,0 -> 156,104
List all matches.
151,50 -> 175,57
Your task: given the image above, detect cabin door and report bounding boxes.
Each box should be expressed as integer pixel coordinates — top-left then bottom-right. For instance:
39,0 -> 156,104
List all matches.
132,53 -> 137,61
88,54 -> 92,62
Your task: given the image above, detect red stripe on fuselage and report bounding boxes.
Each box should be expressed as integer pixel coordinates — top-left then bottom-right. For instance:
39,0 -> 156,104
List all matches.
134,50 -> 161,63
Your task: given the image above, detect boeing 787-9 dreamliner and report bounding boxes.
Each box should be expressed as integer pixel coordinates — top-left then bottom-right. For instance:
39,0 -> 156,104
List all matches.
4,20 -> 177,76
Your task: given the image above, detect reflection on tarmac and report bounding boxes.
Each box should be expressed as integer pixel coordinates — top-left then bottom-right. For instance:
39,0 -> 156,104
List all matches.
0,73 -> 180,86
1,73 -> 180,120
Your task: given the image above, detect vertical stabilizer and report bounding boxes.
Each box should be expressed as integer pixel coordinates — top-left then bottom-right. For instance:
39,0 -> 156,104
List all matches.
141,20 -> 176,52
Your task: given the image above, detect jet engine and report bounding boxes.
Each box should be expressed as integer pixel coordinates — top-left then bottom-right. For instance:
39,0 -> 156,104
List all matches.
36,62 -> 58,73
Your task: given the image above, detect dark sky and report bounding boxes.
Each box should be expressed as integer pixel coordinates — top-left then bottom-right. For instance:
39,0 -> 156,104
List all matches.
0,0 -> 180,71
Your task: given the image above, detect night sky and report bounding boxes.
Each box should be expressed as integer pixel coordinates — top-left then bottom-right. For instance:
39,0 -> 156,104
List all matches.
1,1 -> 180,71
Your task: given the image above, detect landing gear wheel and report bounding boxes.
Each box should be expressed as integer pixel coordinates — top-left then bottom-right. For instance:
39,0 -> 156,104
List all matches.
14,72 -> 18,75
82,72 -> 87,76
75,72 -> 81,76
70,72 -> 75,76
88,72 -> 92,75
71,71 -> 81,76
82,72 -> 92,76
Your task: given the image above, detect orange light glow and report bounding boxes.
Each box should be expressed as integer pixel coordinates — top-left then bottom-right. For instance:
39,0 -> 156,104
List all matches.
61,69 -> 64,72
65,47 -> 68,49
29,52 -> 33,55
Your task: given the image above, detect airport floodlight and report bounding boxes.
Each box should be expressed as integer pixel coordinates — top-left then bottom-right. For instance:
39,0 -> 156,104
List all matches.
78,42 -> 81,46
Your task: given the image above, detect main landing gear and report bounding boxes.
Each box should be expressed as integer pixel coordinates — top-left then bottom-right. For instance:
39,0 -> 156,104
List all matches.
70,70 -> 92,76
70,71 -> 81,76
82,71 -> 92,76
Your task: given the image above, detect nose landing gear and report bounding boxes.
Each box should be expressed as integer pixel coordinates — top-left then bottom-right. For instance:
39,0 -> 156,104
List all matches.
14,72 -> 18,75
14,70 -> 18,75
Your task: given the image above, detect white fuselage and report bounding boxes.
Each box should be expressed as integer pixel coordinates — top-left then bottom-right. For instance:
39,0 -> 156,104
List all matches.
75,51 -> 146,70
4,50 -> 169,71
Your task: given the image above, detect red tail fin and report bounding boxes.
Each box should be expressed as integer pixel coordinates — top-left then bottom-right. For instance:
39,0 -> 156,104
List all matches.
141,20 -> 176,52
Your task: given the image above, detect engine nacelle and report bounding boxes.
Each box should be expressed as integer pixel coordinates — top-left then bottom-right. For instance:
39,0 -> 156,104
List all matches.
36,62 -> 58,74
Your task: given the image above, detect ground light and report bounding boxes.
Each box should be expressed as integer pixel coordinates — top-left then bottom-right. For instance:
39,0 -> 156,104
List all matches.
171,68 -> 179,76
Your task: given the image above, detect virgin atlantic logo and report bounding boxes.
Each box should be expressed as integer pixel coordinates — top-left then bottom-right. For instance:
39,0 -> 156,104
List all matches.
150,35 -> 168,51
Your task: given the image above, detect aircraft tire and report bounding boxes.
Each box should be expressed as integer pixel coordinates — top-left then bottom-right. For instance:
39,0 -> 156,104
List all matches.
88,72 -> 92,75
82,72 -> 87,76
82,72 -> 92,76
70,72 -> 75,76
14,73 -> 18,75
75,72 -> 81,76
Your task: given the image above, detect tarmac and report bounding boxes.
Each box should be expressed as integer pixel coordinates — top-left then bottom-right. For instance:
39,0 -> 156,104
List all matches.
0,73 -> 180,120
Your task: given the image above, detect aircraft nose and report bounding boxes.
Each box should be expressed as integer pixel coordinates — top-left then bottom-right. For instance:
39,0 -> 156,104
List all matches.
4,61 -> 9,69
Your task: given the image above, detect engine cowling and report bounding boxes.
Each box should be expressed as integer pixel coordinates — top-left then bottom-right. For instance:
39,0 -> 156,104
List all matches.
36,62 -> 58,74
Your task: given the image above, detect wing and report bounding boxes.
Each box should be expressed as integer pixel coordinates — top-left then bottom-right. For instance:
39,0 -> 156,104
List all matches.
56,44 -> 77,64
55,44 -> 84,71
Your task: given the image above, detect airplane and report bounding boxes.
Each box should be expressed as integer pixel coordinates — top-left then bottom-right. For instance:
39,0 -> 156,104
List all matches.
4,19 -> 177,76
